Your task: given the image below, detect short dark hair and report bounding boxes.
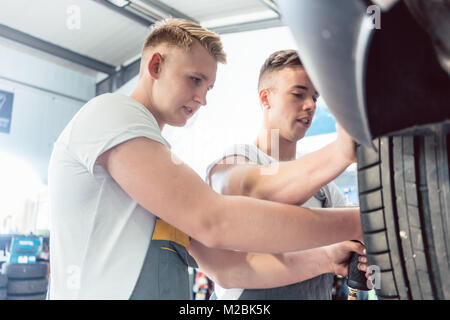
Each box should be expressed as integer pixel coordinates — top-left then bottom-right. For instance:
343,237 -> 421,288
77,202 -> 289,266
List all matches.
258,50 -> 303,90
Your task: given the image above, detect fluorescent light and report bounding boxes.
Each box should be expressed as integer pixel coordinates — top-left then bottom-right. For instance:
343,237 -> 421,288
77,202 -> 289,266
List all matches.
201,10 -> 278,29
106,0 -> 130,8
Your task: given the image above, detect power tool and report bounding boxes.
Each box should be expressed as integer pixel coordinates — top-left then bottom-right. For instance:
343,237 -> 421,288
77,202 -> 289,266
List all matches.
347,251 -> 371,300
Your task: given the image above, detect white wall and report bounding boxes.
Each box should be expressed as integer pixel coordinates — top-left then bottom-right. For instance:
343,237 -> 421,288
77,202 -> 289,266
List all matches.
0,41 -> 96,184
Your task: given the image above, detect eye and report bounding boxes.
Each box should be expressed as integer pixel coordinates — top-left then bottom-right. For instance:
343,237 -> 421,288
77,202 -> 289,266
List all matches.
292,93 -> 304,99
313,96 -> 318,103
190,77 -> 202,86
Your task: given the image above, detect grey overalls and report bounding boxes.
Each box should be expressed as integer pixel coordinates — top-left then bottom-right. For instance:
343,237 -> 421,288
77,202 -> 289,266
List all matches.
130,218 -> 198,299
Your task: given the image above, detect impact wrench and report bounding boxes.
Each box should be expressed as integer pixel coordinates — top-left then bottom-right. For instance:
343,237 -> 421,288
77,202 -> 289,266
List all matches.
347,251 -> 370,300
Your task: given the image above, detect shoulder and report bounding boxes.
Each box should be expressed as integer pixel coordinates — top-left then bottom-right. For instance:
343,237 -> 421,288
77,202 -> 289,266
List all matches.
72,93 -> 163,143
83,94 -> 156,121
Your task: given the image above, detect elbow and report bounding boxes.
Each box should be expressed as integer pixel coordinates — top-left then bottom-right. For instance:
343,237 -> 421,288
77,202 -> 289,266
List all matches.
237,167 -> 267,200
197,228 -> 223,250
207,270 -> 233,289
208,265 -> 241,289
246,184 -> 269,201
243,177 -> 270,201
214,276 -> 234,290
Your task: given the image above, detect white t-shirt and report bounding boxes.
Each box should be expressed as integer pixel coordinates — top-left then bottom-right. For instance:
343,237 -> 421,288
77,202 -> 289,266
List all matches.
205,144 -> 347,300
48,93 -> 171,299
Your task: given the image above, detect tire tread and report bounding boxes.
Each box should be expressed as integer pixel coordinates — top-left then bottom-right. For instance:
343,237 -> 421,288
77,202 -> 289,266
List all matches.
357,131 -> 449,300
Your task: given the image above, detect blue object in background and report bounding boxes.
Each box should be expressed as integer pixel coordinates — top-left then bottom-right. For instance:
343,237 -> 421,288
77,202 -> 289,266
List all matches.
333,170 -> 359,206
8,236 -> 42,264
0,89 -> 14,134
305,104 -> 336,137
339,185 -> 359,206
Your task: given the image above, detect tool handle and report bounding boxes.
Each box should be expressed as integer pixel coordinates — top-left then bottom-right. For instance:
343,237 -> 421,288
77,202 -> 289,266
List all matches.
347,287 -> 358,300
347,252 -> 370,291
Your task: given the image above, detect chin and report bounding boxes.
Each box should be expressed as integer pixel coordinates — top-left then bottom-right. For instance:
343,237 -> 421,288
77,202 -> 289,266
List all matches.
173,121 -> 187,127
287,128 -> 303,140
292,132 -> 306,142
166,118 -> 187,127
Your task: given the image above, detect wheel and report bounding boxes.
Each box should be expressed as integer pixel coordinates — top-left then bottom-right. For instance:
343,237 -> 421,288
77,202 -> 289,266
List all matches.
0,274 -> 7,288
7,278 -> 48,295
357,126 -> 449,299
0,288 -> 6,300
7,293 -> 47,300
3,263 -> 48,280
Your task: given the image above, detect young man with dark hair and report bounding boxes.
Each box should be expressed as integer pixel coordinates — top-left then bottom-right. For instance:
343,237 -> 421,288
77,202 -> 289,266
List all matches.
204,50 -> 366,299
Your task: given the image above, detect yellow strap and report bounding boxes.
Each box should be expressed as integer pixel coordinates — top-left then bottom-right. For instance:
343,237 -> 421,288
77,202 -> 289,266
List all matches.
152,219 -> 190,251
160,246 -> 178,254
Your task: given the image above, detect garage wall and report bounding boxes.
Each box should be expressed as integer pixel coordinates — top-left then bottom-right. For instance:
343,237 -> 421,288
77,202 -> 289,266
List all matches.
0,43 -> 96,184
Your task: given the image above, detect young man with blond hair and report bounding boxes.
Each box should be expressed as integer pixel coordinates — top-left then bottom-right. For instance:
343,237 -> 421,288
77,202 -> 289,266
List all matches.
49,19 -> 365,300
205,50 -> 365,299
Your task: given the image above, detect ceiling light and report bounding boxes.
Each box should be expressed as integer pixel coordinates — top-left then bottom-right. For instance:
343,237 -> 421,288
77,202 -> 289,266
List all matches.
106,0 -> 131,8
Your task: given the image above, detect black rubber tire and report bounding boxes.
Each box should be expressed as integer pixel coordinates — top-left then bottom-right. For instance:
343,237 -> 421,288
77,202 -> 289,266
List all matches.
3,263 -> 48,280
357,126 -> 450,299
0,274 -> 7,288
7,293 -> 47,300
7,278 -> 48,295
0,288 -> 6,300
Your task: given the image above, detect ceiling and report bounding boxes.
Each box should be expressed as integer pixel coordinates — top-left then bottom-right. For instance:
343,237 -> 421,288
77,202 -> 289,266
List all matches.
0,0 -> 283,85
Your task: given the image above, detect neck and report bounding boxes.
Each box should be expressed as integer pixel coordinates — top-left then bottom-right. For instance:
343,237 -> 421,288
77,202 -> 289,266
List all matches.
254,127 -> 297,161
130,82 -> 165,131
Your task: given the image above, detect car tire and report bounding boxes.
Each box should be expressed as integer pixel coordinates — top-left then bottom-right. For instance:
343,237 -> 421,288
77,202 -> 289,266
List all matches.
3,263 -> 48,280
7,293 -> 47,300
357,127 -> 449,299
0,288 -> 6,300
7,278 -> 48,295
0,274 -> 7,288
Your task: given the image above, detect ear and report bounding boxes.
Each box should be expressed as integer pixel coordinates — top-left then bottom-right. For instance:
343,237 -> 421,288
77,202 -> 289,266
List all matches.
259,88 -> 270,109
147,53 -> 163,80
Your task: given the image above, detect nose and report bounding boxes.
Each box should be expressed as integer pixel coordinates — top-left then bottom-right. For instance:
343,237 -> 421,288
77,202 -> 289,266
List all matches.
194,88 -> 208,107
303,96 -> 316,113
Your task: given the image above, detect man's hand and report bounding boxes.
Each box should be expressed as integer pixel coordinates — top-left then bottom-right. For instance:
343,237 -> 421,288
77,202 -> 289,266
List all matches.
335,123 -> 357,165
324,241 -> 369,278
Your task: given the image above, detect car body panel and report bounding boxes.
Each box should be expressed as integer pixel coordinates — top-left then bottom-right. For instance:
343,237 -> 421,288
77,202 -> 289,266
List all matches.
277,0 -> 450,148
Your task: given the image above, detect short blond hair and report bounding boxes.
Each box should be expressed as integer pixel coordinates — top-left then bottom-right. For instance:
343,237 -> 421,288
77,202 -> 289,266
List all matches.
143,18 -> 226,64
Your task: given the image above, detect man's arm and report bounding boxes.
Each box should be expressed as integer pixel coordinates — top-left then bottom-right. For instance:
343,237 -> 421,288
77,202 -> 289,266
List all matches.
209,124 -> 356,205
98,137 -> 362,253
189,239 -> 366,289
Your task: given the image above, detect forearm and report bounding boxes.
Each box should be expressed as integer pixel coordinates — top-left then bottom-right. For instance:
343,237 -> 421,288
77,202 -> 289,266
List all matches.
250,141 -> 351,204
211,195 -> 362,253
190,239 -> 331,289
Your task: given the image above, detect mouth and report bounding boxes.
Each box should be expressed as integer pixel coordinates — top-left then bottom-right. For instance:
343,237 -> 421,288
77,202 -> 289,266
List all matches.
296,117 -> 312,126
182,106 -> 194,116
